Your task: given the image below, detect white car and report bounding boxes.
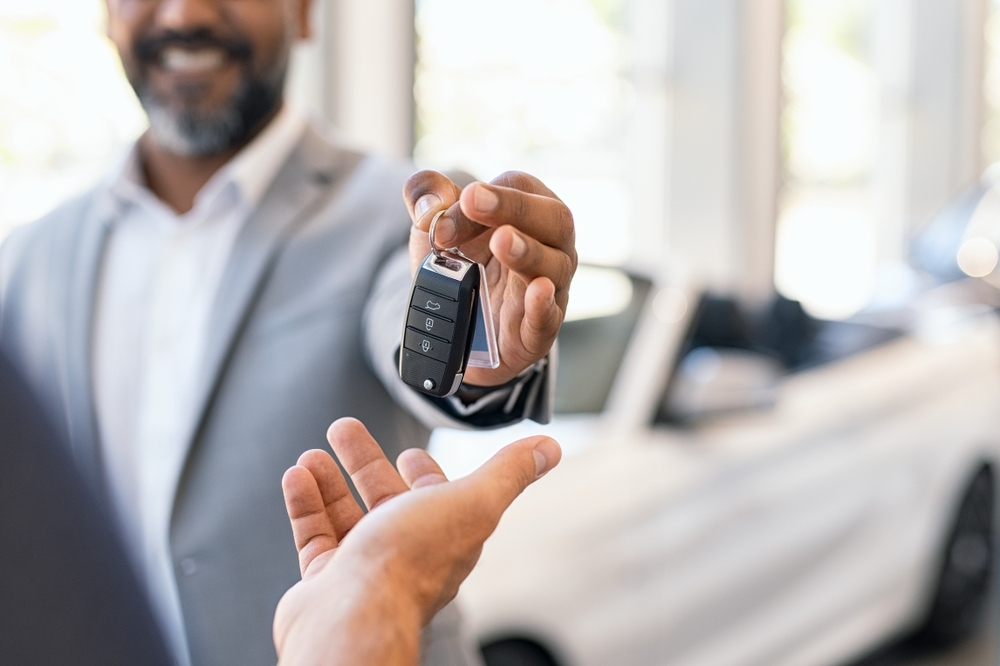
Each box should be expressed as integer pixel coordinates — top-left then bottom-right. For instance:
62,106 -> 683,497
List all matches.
430,267 -> 1000,666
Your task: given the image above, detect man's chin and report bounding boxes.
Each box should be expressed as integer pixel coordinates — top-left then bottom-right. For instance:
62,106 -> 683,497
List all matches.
143,102 -> 245,158
139,83 -> 280,157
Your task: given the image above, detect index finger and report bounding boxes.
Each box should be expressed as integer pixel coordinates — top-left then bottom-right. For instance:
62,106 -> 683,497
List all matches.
326,418 -> 410,511
458,180 -> 575,254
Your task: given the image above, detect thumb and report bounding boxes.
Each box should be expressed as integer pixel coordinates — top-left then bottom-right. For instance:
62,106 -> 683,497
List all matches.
461,436 -> 561,522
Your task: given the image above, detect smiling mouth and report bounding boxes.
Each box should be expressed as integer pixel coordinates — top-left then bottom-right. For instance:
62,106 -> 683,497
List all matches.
160,47 -> 229,74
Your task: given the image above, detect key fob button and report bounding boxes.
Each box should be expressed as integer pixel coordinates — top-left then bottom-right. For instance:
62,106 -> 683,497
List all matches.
407,308 -> 455,342
404,328 -> 452,364
410,288 -> 459,321
413,270 -> 462,300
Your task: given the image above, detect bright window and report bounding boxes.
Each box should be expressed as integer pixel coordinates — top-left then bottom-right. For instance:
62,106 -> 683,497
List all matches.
414,0 -> 632,267
0,0 -> 146,236
985,0 -> 1000,167
775,0 -> 882,319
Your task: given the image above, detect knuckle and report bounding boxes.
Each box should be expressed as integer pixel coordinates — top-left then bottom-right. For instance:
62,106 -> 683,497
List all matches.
553,206 -> 576,247
403,169 -> 450,203
557,255 -> 575,289
493,170 -> 530,190
515,462 -> 536,491
511,194 -> 531,223
493,170 -> 552,197
560,204 -> 576,231
524,243 -> 546,274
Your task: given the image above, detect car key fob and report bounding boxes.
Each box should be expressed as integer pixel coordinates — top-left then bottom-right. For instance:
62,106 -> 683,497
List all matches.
399,252 -> 481,397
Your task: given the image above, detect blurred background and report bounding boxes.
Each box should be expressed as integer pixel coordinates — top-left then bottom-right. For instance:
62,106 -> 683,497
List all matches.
4,1 -> 1000,665
5,0 -> 1000,316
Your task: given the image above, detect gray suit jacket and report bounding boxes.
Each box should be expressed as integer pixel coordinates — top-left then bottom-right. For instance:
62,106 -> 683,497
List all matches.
0,125 -> 513,666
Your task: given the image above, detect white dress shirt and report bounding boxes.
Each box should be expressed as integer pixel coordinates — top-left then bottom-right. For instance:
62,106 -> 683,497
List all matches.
92,107 -> 306,666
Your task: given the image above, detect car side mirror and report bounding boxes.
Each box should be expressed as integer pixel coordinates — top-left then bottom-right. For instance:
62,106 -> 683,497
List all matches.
663,347 -> 782,421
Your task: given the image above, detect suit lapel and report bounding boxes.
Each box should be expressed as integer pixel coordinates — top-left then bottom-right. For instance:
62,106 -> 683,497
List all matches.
178,128 -> 349,470
63,194 -> 114,493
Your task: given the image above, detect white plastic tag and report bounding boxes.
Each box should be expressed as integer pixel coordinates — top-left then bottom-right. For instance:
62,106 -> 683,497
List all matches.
467,262 -> 500,368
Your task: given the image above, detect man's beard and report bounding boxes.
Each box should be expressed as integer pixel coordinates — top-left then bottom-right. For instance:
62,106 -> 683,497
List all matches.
137,75 -> 284,157
129,29 -> 286,157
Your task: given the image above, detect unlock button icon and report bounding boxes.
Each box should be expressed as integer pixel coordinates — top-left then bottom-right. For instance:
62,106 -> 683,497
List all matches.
406,308 -> 454,343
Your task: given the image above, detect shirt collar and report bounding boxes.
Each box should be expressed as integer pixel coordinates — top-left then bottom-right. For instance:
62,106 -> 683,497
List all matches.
223,104 -> 306,207
106,104 -> 307,216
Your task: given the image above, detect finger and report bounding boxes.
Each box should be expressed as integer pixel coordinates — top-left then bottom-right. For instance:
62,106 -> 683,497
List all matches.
403,170 -> 463,231
489,225 -> 575,299
282,465 -> 340,577
296,449 -> 365,541
458,436 -> 562,525
491,170 -> 562,199
412,171 -> 576,253
459,180 -> 575,253
397,448 -> 449,489
518,276 -> 563,355
326,418 -> 409,510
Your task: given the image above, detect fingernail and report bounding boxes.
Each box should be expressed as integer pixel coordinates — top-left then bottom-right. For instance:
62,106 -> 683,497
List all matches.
533,438 -> 561,477
473,184 -> 499,213
436,216 -> 457,244
509,231 -> 527,258
415,193 -> 441,222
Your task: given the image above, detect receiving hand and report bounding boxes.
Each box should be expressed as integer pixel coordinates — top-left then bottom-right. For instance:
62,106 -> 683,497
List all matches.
273,418 -> 561,666
404,171 -> 577,386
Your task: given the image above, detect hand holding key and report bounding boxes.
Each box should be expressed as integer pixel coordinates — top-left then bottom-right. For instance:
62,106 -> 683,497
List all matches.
403,171 -> 577,387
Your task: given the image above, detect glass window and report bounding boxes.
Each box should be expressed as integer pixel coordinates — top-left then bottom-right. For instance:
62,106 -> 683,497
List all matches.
985,0 -> 1000,168
413,0 -> 632,266
775,0 -> 881,320
0,0 -> 146,237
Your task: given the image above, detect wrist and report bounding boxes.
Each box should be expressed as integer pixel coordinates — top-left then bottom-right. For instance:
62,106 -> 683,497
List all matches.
334,584 -> 422,666
334,558 -> 424,664
277,559 -> 423,666
461,357 -> 546,393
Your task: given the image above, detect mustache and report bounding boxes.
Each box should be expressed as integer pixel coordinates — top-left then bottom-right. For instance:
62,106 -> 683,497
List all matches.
133,29 -> 253,64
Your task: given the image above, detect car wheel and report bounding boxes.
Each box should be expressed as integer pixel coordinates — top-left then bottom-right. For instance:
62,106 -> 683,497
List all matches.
914,465 -> 994,646
481,638 -> 559,666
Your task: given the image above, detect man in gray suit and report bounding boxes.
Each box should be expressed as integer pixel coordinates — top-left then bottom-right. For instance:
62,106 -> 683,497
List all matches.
0,0 -> 577,665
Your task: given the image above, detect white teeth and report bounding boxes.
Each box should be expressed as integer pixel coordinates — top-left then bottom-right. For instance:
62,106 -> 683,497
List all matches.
160,47 -> 227,74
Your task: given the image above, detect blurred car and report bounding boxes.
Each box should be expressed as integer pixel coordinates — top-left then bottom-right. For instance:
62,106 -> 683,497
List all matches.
911,171 -> 1000,286
429,265 -> 1000,666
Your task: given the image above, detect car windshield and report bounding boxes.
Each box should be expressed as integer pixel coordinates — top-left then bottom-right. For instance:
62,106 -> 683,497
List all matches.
554,267 -> 652,414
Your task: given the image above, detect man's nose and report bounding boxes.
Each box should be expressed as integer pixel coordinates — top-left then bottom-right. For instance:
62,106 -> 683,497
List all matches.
154,0 -> 225,32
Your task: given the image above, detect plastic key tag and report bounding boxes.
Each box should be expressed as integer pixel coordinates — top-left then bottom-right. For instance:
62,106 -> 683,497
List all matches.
467,261 -> 500,369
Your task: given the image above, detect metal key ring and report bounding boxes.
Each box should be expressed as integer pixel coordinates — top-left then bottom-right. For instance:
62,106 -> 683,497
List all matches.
429,209 -> 474,263
428,209 -> 450,258
427,208 -> 477,264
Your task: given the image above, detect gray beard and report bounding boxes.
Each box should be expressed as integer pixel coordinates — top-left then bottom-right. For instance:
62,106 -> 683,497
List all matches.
141,90 -> 245,157
137,74 -> 283,157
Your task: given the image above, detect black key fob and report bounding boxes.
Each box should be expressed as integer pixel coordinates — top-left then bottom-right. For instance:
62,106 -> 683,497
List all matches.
399,252 -> 480,397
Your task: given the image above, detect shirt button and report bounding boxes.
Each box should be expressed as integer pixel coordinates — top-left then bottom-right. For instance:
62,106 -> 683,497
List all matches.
180,558 -> 198,575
